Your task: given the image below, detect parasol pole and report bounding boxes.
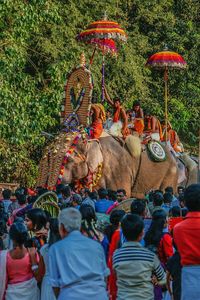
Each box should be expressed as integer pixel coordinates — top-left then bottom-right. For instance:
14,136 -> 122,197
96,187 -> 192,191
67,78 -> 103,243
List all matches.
164,66 -> 168,144
89,45 -> 97,68
101,52 -> 105,102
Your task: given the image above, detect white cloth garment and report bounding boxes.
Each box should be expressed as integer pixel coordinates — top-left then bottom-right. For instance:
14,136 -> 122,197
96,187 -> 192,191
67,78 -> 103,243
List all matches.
40,244 -> 56,300
109,121 -> 122,137
5,277 -> 39,300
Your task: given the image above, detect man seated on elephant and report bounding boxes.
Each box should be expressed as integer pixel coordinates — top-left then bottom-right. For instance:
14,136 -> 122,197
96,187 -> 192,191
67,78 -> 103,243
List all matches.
90,104 -> 106,139
104,87 -> 129,138
132,100 -> 144,136
144,111 -> 163,141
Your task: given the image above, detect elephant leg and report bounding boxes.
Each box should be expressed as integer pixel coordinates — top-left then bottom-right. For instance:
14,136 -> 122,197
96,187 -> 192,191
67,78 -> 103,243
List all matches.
160,163 -> 178,192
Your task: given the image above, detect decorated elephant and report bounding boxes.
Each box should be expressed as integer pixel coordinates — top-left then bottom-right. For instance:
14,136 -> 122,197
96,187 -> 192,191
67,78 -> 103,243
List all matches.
37,131 -> 178,198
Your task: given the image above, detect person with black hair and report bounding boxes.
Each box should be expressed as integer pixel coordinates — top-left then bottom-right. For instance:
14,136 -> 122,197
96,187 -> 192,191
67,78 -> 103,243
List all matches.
165,186 -> 179,207
152,192 -> 165,214
113,214 -> 165,300
173,184 -> 200,300
0,221 -> 41,300
106,210 -> 125,300
2,189 -> 12,214
132,100 -> 144,136
11,194 -> 27,223
25,208 -> 47,250
40,218 -> 61,300
80,204 -> 109,259
95,188 -> 114,213
82,190 -> 96,210
169,206 -> 181,218
145,210 -> 173,300
162,192 -> 173,215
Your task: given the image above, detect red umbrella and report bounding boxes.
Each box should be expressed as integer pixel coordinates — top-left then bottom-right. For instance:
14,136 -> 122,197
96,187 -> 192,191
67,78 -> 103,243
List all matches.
77,15 -> 127,100
146,48 -> 187,142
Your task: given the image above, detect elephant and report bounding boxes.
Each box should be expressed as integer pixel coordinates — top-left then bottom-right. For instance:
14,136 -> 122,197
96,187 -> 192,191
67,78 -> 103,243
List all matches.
60,134 -> 178,198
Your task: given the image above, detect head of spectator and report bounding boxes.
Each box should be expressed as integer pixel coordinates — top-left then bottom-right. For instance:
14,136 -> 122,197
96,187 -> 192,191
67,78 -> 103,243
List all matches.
153,192 -> 164,207
9,221 -> 28,248
2,189 -> 11,200
15,187 -> 27,198
61,185 -> 71,200
107,190 -> 117,202
181,207 -> 188,217
98,188 -> 108,200
89,191 -> 98,201
163,192 -> 173,205
48,218 -> 61,246
25,208 -> 47,232
71,194 -> 82,208
116,189 -> 127,202
16,194 -> 27,207
56,183 -> 66,200
58,208 -> 82,238
105,209 -> 125,242
184,184 -> 200,212
131,199 -> 146,218
144,209 -> 167,247
165,186 -> 174,195
121,214 -> 144,242
177,185 -> 184,196
169,206 -> 181,217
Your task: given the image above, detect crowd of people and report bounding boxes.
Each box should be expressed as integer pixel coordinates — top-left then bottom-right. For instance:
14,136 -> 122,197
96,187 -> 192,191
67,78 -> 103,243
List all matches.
0,183 -> 200,300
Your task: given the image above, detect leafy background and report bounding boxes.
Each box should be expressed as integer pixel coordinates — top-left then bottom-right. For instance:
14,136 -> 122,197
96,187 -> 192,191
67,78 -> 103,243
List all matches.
0,0 -> 199,185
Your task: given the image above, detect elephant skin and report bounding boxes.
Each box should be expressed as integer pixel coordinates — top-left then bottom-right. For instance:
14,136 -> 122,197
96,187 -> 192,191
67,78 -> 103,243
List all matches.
62,135 -> 178,198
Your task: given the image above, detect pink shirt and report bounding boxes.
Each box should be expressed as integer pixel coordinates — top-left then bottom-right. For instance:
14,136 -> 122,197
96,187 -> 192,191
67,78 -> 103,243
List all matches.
7,252 -> 34,284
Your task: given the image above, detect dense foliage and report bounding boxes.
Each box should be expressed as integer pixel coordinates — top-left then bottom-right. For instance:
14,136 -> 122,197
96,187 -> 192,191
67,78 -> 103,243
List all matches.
0,0 -> 199,185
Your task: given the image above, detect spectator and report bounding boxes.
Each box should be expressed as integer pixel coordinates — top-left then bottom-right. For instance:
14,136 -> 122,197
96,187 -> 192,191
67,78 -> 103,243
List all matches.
113,214 -> 166,300
169,206 -> 181,218
71,194 -> 82,209
152,192 -> 164,214
166,247 -> 181,300
165,186 -> 179,207
82,190 -> 97,210
80,204 -> 109,258
49,208 -> 109,299
173,184 -> 200,300
95,188 -> 114,213
106,210 -> 125,300
162,192 -> 173,215
2,189 -> 12,214
106,189 -> 126,214
145,209 -> 173,300
40,218 -> 61,300
0,218 -> 8,250
116,189 -> 127,202
0,221 -> 41,300
25,208 -> 47,250
11,194 -> 27,223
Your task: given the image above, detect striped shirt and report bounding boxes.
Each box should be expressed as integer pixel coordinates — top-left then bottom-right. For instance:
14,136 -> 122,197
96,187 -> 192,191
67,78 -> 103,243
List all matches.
113,241 -> 166,300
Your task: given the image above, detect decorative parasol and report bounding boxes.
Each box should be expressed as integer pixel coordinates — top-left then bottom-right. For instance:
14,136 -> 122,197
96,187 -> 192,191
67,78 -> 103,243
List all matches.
146,47 -> 187,143
77,15 -> 127,101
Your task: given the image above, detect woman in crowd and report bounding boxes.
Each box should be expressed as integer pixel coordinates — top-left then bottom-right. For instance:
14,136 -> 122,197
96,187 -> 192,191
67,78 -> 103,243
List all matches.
25,208 -> 47,251
0,221 -> 41,300
40,218 -> 61,300
145,209 -> 174,300
80,204 -> 109,259
106,210 -> 125,300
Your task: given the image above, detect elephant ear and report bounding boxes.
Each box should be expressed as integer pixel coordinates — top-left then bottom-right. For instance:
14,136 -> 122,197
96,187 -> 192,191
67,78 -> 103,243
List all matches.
86,140 -> 103,173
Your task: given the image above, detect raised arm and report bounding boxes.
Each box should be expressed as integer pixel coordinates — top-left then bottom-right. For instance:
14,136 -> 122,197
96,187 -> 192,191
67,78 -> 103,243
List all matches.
104,87 -> 114,106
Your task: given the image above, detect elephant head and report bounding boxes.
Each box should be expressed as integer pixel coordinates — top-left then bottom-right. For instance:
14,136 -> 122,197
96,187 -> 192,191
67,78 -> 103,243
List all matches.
63,139 -> 103,184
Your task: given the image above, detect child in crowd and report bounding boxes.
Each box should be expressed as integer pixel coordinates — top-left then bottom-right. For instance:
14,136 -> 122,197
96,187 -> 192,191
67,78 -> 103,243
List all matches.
113,214 -> 166,300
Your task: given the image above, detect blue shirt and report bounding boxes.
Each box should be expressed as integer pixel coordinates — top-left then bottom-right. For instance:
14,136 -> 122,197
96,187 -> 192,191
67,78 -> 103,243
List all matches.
49,230 -> 109,300
95,199 -> 114,213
